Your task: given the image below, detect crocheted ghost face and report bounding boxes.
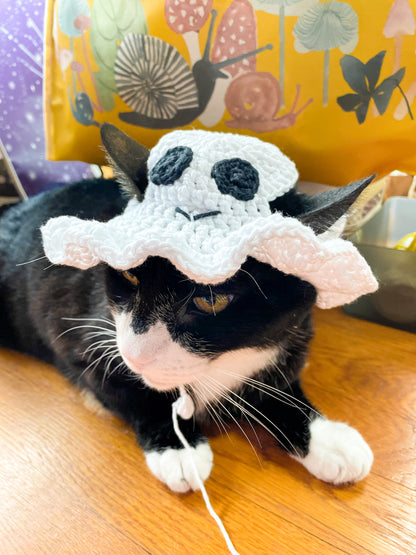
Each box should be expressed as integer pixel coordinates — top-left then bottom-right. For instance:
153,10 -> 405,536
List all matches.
41,129 -> 377,309
144,130 -> 298,227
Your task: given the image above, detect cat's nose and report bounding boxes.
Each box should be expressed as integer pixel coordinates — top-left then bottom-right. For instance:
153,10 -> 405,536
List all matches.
123,351 -> 157,367
119,324 -> 171,368
116,321 -> 172,373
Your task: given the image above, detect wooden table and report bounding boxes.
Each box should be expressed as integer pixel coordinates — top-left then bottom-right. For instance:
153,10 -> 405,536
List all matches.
0,308 -> 415,554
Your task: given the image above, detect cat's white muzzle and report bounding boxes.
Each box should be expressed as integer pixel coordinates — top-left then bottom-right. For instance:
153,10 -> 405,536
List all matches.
115,313 -> 206,390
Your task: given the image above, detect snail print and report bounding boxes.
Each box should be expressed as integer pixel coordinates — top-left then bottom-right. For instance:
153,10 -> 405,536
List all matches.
225,72 -> 313,132
115,9 -> 273,129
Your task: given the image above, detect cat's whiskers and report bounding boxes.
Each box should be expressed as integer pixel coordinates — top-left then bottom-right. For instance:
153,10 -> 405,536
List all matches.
62,316 -> 116,327
203,376 -> 274,445
54,323 -> 117,343
200,377 -> 262,446
267,358 -> 293,391
83,330 -> 118,342
284,324 -> 311,341
178,277 -> 193,284
177,287 -> 196,311
238,268 -> 268,299
244,372 -> 319,418
219,369 -> 318,420
197,378 -> 263,462
101,351 -> 125,386
222,369 -> 301,411
205,375 -> 302,456
192,379 -> 232,441
207,285 -> 216,316
83,337 -> 118,360
84,345 -> 120,374
71,318 -> 121,381
15,255 -> 48,266
111,359 -> 128,375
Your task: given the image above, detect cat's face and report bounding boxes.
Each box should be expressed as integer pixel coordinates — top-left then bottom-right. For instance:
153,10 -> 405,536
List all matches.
105,256 -> 316,394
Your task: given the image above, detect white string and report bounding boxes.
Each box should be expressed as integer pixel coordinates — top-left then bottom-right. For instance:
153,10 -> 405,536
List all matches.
172,391 -> 240,555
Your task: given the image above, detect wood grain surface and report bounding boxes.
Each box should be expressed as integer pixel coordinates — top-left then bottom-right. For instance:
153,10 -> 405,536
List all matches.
0,308 -> 415,554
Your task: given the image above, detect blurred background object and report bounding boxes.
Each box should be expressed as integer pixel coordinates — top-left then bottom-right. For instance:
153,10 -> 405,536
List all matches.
0,0 -> 93,196
344,196 -> 416,333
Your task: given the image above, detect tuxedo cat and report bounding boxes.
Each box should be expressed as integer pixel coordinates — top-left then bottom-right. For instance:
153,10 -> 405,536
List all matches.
0,127 -> 373,492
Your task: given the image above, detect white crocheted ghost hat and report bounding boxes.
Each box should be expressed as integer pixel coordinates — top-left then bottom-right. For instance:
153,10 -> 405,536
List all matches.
41,128 -> 377,309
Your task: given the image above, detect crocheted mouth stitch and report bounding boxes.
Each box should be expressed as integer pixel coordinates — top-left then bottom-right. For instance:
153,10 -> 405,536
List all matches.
175,208 -> 222,221
41,130 -> 378,309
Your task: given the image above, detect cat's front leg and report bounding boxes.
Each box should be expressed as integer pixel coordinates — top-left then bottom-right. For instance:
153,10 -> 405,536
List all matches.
246,380 -> 373,485
145,441 -> 213,493
291,416 -> 373,485
82,374 -> 213,493
131,394 -> 213,493
143,418 -> 213,493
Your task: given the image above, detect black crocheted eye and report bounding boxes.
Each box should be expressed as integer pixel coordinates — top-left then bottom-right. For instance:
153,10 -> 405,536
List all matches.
149,146 -> 193,185
211,158 -> 259,201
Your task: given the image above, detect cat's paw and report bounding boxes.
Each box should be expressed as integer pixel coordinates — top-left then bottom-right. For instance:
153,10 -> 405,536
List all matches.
293,417 -> 373,485
145,442 -> 213,493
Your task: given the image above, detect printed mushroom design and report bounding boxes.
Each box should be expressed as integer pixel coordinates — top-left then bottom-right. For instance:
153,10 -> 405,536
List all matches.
250,0 -> 304,107
199,0 -> 260,126
294,1 -> 358,106
53,4 -> 73,75
383,0 -> 416,120
225,71 -> 313,131
56,49 -> 73,75
73,14 -> 103,113
383,0 -> 415,72
165,0 -> 213,66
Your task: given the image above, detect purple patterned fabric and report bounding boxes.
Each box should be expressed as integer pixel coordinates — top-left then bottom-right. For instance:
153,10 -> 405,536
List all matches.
0,0 -> 91,196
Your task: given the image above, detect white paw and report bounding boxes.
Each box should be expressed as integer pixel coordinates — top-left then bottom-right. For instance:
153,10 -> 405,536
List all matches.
293,417 -> 373,485
145,442 -> 213,493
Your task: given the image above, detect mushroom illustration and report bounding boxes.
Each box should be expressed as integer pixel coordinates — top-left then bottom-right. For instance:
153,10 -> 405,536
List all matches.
53,1 -> 73,76
57,0 -> 90,38
165,0 -> 213,66
293,1 -> 358,106
383,0 -> 415,72
57,49 -> 73,74
71,60 -> 87,93
73,14 -> 103,112
199,0 -> 260,126
382,0 -> 416,120
224,71 -> 313,131
249,0 -> 308,107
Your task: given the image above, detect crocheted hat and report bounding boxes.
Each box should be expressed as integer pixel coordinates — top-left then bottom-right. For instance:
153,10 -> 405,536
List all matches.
41,129 -> 377,309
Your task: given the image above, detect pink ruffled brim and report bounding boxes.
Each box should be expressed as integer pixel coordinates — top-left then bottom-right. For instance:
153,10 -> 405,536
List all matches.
41,209 -> 377,309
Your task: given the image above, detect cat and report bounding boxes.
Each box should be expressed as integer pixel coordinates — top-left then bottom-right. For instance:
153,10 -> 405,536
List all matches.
0,126 -> 373,492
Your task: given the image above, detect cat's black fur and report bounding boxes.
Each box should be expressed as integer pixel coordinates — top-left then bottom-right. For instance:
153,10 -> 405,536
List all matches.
0,176 -> 317,453
0,126 -> 374,489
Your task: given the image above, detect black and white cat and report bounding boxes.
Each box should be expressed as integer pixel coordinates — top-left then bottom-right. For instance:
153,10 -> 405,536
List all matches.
0,127 -> 373,492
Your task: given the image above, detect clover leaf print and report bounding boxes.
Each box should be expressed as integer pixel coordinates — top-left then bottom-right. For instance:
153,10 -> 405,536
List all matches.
337,50 -> 413,123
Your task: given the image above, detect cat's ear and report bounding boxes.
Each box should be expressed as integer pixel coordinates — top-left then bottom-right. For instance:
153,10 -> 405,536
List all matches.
269,175 -> 376,234
100,123 -> 149,199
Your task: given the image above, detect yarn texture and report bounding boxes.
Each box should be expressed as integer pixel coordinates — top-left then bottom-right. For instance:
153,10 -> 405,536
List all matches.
41,130 -> 378,309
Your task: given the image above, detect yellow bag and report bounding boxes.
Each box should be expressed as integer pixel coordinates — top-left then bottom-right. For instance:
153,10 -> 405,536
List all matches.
44,0 -> 416,185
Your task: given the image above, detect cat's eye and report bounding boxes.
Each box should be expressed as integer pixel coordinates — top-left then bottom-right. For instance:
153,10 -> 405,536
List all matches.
193,294 -> 233,314
121,270 -> 139,287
